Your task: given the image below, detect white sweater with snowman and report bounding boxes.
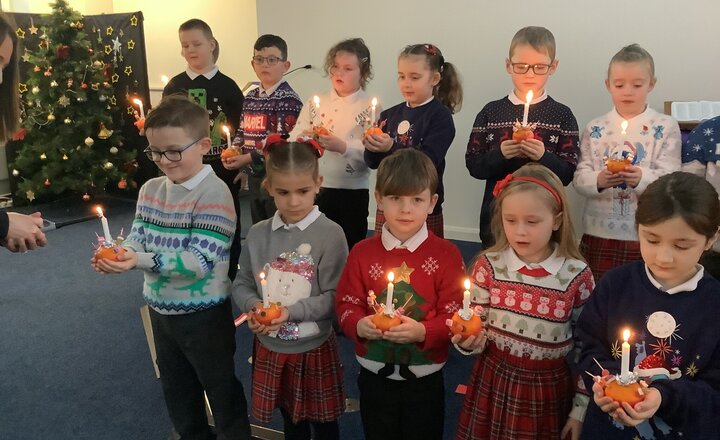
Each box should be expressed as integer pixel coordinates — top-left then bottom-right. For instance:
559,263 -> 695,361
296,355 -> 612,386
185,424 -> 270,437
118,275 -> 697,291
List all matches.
233,207 -> 349,353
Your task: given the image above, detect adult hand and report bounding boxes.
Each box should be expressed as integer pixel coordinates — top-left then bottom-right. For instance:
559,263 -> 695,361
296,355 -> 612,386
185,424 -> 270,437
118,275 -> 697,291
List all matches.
3,212 -> 47,252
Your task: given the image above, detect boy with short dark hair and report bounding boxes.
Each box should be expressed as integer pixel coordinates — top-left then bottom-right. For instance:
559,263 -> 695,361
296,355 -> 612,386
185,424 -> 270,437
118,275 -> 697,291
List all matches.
92,95 -> 251,440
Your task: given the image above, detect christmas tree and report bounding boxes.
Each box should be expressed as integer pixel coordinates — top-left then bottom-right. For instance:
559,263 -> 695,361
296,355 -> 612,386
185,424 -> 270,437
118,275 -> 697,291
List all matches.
11,0 -> 135,203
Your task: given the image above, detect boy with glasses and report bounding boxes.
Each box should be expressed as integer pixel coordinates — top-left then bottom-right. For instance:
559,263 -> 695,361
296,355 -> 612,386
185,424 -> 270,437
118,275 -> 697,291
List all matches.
465,26 -> 580,247
223,34 -> 303,224
93,95 -> 252,440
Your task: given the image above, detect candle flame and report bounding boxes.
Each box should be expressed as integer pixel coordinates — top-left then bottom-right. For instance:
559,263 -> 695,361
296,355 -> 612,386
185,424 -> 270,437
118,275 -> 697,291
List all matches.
621,120 -> 628,135
95,206 -> 104,217
371,97 -> 377,108
160,75 -> 169,85
132,98 -> 142,106
464,278 -> 471,290
313,95 -> 320,108
259,271 -> 266,281
222,125 -> 230,135
623,329 -> 630,342
525,90 -> 534,104
387,272 -> 394,283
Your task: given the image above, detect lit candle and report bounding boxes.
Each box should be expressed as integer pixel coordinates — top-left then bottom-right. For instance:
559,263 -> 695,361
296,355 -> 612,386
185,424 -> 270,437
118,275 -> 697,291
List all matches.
522,90 -> 534,126
621,328 -> 631,382
160,75 -> 169,86
222,125 -> 232,147
132,98 -> 145,119
620,120 -> 628,136
385,272 -> 395,315
95,206 -> 112,242
313,95 -> 320,126
462,278 -> 471,314
371,97 -> 377,125
260,271 -> 269,308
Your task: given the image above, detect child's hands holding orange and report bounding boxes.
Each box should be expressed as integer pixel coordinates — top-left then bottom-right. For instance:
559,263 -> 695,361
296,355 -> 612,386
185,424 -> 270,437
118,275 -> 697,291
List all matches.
363,130 -> 393,153
597,169 -> 625,190
592,381 -> 620,414
519,139 -> 546,161
91,247 -> 137,274
248,302 -> 290,335
612,387 -> 661,427
222,152 -> 252,170
500,139 -> 524,159
357,315 -> 383,340
451,330 -> 488,353
382,315 -> 426,344
618,165 -> 643,188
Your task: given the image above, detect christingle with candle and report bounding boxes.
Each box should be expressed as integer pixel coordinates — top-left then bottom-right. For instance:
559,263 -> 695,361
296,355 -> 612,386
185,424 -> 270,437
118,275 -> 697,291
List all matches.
93,206 -> 126,261
446,279 -> 483,339
512,90 -> 538,141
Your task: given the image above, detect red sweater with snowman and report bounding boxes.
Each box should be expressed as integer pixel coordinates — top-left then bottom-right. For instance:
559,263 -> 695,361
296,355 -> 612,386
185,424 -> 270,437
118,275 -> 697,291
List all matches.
336,230 -> 465,379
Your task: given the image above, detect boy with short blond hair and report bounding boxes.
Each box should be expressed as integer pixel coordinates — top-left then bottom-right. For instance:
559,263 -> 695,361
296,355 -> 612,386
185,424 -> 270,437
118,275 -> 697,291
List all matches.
92,95 -> 251,440
465,26 -> 580,247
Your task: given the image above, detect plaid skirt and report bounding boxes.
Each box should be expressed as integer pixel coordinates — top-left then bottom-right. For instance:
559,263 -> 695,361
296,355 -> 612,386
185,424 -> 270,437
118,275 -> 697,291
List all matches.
251,333 -> 345,424
456,344 -> 574,440
374,209 -> 444,238
580,234 -> 641,281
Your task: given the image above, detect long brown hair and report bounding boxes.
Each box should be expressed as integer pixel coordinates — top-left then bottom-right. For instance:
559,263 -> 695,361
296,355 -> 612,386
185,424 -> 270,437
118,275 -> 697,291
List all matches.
400,44 -> 463,114
484,163 -> 583,261
1,14 -> 20,142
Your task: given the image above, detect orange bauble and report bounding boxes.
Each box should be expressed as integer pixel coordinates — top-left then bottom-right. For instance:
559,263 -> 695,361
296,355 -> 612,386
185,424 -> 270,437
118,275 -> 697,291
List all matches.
95,245 -> 126,261
221,146 -> 241,160
254,303 -> 282,326
313,126 -> 330,137
448,312 -> 483,339
512,128 -> 535,142
606,159 -> 630,173
364,126 -> 383,137
604,380 -> 646,406
372,312 -> 402,332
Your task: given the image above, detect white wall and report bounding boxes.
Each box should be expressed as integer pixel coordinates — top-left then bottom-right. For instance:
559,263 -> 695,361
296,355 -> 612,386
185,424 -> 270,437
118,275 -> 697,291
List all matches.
257,0 -> 720,241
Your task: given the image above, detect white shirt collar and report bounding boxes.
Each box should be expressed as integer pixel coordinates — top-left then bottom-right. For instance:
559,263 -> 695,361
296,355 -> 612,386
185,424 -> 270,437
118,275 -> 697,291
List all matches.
271,206 -> 321,231
179,165 -> 213,190
259,79 -> 284,96
508,90 -> 548,106
644,264 -> 705,294
406,96 -> 434,108
503,244 -> 564,275
186,65 -> 218,80
330,87 -> 363,103
381,223 -> 428,252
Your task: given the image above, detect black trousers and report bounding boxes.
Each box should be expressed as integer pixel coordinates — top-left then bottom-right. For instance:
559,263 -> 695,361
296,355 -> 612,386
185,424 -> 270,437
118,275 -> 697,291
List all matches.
358,367 -> 445,440
248,175 -> 276,224
317,187 -> 369,250
210,159 -> 242,281
150,301 -> 251,440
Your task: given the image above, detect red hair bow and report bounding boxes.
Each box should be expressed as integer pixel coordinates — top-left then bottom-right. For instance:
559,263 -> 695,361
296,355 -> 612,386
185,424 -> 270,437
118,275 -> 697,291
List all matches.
261,133 -> 286,157
493,174 -> 514,198
424,44 -> 438,56
295,135 -> 325,158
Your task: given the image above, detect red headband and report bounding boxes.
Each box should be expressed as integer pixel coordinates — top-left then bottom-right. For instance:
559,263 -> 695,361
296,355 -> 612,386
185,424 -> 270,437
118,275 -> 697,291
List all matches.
493,174 -> 562,207
262,133 -> 324,158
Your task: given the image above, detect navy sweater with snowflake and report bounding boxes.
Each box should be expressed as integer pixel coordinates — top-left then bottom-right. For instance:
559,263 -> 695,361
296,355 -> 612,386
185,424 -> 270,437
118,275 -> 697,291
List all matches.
576,262 -> 720,439
364,98 -> 455,215
465,96 -> 579,244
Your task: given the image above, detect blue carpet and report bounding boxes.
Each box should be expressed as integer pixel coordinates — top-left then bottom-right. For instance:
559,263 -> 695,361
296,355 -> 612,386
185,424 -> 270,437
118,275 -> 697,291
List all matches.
0,196 -> 482,439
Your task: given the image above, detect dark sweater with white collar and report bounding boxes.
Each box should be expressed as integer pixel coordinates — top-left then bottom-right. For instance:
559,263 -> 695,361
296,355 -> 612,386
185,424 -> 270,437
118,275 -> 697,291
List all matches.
577,261 -> 720,439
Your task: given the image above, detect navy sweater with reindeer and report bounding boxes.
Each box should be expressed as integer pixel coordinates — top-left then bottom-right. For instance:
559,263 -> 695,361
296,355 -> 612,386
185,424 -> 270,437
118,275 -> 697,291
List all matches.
465,95 -> 579,244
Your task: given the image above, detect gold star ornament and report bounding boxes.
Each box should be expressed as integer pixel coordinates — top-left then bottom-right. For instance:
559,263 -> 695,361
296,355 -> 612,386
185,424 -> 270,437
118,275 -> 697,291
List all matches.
106,26 -> 114,35
127,39 -> 135,50
130,15 -> 138,26
391,262 -> 415,284
16,28 -> 25,38
26,190 -> 35,202
124,66 -> 133,76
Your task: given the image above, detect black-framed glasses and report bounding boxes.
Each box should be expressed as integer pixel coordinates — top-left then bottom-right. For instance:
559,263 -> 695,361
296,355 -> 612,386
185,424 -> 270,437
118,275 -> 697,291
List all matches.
144,138 -> 201,162
252,55 -> 284,66
511,63 -> 552,75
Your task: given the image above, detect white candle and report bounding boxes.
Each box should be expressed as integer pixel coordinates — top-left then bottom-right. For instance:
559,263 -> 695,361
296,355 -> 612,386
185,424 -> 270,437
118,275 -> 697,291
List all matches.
522,90 -> 534,126
621,328 -> 631,382
95,206 -> 112,242
260,271 -> 269,308
222,125 -> 232,147
620,120 -> 628,136
462,278 -> 471,314
132,98 -> 145,119
371,97 -> 377,125
385,272 -> 395,315
313,95 -> 320,126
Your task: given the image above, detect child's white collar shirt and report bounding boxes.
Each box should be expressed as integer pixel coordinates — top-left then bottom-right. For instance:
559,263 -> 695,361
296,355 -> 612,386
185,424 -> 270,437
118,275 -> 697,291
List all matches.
186,65 -> 218,80
179,165 -> 212,190
645,264 -> 705,294
259,79 -> 285,97
508,90 -> 548,106
381,223 -> 428,252
271,205 -> 320,231
503,244 -> 564,275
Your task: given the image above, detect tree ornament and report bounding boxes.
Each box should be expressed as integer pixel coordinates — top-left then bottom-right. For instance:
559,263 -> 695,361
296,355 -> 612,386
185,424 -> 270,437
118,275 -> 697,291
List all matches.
87,47 -> 93,54
77,96 -> 86,102
47,113 -> 56,121
26,191 -> 36,202
76,21 -> 84,30
84,137 -> 94,147
32,86 -> 40,94
62,154 -> 68,160
70,21 -> 76,28
58,95 -> 70,107
82,193 -> 90,201
44,178 -> 51,187
40,153 -> 47,160
92,60 -> 102,68
103,162 -> 114,170
64,117 -> 72,125
99,95 -> 107,102
12,169 -> 19,177
81,83 -> 88,89
117,179 -> 127,189
50,80 -> 58,88
67,79 -> 73,87
33,65 -> 41,72
109,146 -> 118,154
44,70 -> 52,77
56,45 -> 71,60
97,123 -> 113,139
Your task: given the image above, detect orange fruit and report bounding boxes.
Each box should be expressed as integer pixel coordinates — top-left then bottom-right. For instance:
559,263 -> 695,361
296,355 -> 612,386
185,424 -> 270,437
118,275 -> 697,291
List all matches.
448,312 -> 483,339
364,126 -> 384,137
512,128 -> 534,142
606,159 -> 630,173
372,312 -> 402,332
312,126 -> 330,137
221,146 -> 240,159
254,303 -> 282,326
95,245 -> 126,261
604,380 -> 646,406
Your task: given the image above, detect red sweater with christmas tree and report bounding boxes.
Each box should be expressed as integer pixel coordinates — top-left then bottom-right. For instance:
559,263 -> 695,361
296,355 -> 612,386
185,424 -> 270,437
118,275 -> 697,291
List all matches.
336,230 -> 466,379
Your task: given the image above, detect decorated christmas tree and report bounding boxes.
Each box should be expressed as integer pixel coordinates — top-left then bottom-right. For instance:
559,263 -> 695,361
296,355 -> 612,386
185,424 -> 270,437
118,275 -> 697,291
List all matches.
11,0 -> 135,203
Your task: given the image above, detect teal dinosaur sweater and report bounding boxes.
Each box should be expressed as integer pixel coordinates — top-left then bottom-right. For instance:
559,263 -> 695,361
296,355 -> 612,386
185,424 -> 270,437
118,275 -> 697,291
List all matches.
123,166 -> 236,314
